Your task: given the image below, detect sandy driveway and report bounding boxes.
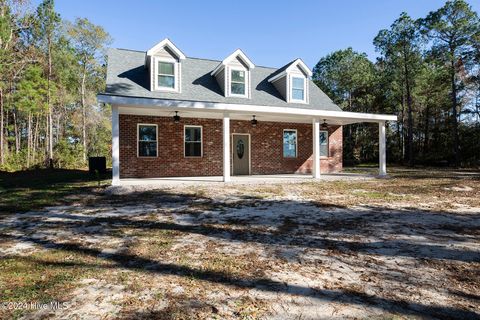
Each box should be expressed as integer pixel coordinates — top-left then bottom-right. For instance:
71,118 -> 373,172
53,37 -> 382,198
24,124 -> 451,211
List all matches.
1,169 -> 479,319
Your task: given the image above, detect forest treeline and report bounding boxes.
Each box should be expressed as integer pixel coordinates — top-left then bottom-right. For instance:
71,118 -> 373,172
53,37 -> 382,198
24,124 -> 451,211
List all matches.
313,0 -> 480,167
0,0 -> 111,171
1,0 -> 479,172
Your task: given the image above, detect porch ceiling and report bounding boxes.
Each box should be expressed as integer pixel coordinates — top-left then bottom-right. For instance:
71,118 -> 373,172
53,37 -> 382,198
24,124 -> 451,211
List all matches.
118,106 -> 353,125
100,94 -> 397,125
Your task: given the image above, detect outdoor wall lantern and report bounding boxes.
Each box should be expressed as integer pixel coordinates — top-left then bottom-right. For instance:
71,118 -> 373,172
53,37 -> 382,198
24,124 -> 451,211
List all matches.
251,115 -> 257,127
320,119 -> 328,130
173,111 -> 180,123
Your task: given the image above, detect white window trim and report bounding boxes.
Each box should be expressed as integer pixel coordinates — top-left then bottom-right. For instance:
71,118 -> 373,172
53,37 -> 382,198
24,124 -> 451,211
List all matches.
137,123 -> 158,158
154,56 -> 180,92
184,125 -> 203,158
320,130 -> 329,158
283,129 -> 298,158
289,75 -> 307,104
228,66 -> 249,98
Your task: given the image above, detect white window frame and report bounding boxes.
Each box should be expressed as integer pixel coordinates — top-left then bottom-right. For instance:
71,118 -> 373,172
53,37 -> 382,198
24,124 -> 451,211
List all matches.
228,66 -> 249,98
137,123 -> 158,158
320,130 -> 329,158
283,129 -> 298,158
290,75 -> 307,103
155,57 -> 179,92
184,125 -> 203,158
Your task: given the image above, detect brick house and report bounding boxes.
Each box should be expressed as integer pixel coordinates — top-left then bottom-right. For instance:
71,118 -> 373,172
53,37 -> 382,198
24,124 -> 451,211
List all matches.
98,39 -> 396,185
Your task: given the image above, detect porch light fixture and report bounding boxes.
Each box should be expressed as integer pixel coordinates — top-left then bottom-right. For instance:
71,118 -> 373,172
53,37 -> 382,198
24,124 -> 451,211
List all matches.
251,115 -> 257,127
320,119 -> 328,130
173,111 -> 180,123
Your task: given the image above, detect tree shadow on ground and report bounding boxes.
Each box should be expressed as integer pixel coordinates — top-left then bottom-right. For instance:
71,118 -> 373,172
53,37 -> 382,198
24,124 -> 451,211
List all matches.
9,238 -> 480,320
2,188 -> 479,319
0,169 -> 110,215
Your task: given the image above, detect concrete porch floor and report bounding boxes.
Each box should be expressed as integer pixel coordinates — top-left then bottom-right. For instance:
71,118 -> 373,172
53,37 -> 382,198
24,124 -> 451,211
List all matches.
117,173 -> 376,186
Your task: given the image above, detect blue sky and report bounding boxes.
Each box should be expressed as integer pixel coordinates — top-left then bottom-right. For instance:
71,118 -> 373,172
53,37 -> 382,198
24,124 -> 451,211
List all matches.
46,0 -> 480,68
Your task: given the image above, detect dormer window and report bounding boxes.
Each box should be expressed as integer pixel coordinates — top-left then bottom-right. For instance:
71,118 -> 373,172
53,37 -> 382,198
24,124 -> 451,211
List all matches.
158,61 -> 175,89
291,77 -> 305,102
230,69 -> 246,96
268,58 -> 312,104
146,38 -> 186,93
211,49 -> 255,99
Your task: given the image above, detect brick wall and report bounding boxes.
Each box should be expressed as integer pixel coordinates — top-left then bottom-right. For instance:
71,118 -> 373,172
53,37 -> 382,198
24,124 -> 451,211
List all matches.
119,114 -> 342,178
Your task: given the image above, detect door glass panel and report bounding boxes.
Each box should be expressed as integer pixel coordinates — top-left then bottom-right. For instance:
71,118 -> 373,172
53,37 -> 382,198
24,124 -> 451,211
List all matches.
236,139 -> 245,159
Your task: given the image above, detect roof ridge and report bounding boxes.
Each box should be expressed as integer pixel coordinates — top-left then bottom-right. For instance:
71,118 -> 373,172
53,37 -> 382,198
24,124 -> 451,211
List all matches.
111,48 -> 280,71
113,47 -> 145,53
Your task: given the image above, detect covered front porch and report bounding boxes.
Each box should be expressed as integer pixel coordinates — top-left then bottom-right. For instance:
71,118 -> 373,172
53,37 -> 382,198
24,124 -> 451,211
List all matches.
102,94 -> 397,185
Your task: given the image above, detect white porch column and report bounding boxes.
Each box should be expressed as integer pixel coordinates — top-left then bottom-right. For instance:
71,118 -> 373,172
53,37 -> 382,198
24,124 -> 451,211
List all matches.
379,121 -> 387,176
223,113 -> 231,182
312,118 -> 321,179
112,105 -> 120,185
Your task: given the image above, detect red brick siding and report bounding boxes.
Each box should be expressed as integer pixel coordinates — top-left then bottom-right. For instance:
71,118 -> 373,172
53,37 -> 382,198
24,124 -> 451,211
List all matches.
119,115 -> 342,178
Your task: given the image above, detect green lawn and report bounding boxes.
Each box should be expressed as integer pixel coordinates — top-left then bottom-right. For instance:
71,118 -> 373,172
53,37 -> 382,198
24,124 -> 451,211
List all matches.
0,169 -> 111,215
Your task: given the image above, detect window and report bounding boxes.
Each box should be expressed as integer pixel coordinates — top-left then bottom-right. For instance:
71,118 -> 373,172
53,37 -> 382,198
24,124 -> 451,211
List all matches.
230,69 -> 246,95
158,61 -> 175,89
283,129 -> 297,158
185,126 -> 202,157
291,77 -> 305,101
138,124 -> 157,157
320,130 -> 328,157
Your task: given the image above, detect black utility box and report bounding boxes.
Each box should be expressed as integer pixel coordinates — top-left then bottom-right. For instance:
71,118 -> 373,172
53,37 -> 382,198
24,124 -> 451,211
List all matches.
88,157 -> 107,174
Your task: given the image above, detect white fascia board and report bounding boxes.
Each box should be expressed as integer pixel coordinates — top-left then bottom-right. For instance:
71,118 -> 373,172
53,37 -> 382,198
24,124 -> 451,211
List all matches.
211,49 -> 255,76
146,38 -> 186,60
98,94 -> 397,123
287,58 -> 312,77
268,71 -> 286,83
211,63 -> 225,76
268,59 -> 313,83
230,49 -> 255,69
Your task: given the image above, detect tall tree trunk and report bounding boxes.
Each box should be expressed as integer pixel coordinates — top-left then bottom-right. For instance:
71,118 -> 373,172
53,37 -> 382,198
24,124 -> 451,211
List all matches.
13,109 -> 19,154
33,114 -> 39,165
400,93 -> 406,164
45,110 -> 49,161
81,62 -> 87,163
450,51 -> 459,167
47,35 -> 53,167
403,48 -> 414,167
424,105 -> 430,156
396,120 -> 401,162
5,108 -> 9,159
27,112 -> 32,167
0,87 -> 4,166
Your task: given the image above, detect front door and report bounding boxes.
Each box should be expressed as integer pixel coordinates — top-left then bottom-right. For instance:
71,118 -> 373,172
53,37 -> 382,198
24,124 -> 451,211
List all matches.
232,134 -> 250,175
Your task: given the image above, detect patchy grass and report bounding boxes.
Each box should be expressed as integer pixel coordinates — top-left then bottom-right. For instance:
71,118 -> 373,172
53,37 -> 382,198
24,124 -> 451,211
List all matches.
0,249 -> 110,320
0,169 -> 110,215
0,167 -> 479,319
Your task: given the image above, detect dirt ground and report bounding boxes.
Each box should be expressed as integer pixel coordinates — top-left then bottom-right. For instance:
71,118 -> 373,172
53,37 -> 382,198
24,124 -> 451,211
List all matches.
1,168 -> 479,319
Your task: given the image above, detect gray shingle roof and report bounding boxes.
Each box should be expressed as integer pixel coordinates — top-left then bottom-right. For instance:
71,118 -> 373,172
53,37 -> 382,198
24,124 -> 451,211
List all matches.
103,48 -> 342,112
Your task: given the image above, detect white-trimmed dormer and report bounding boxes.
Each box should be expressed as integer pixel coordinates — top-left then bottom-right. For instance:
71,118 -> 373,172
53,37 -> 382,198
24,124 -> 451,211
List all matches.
211,49 -> 255,99
268,59 -> 312,104
145,38 -> 186,93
